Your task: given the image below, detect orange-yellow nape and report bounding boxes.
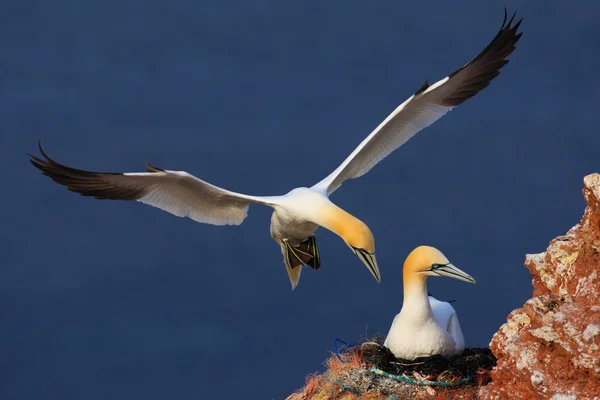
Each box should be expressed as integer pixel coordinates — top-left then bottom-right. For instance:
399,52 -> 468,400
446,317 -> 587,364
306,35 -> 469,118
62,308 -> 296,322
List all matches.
404,246 -> 449,272
317,203 -> 379,282
403,246 -> 476,287
320,205 -> 375,252
403,246 -> 449,286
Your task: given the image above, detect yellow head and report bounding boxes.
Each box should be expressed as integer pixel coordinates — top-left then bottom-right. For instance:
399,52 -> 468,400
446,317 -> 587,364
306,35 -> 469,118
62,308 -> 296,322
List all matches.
403,246 -> 476,287
319,205 -> 380,283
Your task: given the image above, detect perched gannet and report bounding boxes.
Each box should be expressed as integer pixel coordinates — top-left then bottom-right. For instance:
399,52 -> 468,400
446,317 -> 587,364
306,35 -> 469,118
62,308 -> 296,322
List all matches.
29,11 -> 521,289
384,246 -> 475,360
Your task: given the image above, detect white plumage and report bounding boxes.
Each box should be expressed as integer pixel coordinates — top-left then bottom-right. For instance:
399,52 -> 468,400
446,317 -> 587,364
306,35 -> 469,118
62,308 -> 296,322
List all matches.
429,295 -> 465,354
30,11 -> 521,289
384,246 -> 474,359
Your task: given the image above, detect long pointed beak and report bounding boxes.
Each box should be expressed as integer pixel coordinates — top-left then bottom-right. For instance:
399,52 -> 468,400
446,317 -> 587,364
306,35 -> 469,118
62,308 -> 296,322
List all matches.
349,246 -> 381,283
432,263 -> 476,284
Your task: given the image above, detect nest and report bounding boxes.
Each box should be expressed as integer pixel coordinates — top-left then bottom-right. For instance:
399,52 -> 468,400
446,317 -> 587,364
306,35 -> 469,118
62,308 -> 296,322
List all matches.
287,337 -> 497,400
360,336 -> 496,382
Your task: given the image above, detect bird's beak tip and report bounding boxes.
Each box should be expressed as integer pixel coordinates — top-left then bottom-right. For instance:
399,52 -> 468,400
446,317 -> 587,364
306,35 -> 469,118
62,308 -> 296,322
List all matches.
434,263 -> 476,285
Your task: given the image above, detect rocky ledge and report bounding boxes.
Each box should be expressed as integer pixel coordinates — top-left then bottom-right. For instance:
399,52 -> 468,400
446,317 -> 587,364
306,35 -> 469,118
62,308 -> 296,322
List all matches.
480,174 -> 600,399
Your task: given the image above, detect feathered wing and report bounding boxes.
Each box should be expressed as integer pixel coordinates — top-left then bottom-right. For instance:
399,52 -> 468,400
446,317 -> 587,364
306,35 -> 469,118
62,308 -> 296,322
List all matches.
29,143 -> 276,226
447,314 -> 465,353
429,296 -> 465,352
313,10 -> 523,195
429,296 -> 456,332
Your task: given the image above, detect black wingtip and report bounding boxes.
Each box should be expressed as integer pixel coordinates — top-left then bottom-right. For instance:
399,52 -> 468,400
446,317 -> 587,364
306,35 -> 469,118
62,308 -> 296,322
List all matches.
36,141 -> 55,163
501,8 -> 523,32
415,79 -> 430,95
29,141 -> 48,172
38,142 -> 46,158
27,141 -> 42,161
435,8 -> 523,107
145,162 -> 165,173
28,144 -> 147,201
507,12 -> 516,27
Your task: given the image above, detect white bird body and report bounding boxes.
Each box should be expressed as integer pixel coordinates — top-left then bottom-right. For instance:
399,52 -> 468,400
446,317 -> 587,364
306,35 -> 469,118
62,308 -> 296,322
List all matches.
385,294 -> 465,359
30,12 -> 521,289
384,246 -> 475,360
429,295 -> 465,353
269,188 -> 334,241
267,187 -> 364,285
269,206 -> 319,246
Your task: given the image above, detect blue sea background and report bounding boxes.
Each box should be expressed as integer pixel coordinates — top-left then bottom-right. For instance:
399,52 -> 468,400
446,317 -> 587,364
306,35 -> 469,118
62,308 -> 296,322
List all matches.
2,1 -> 599,398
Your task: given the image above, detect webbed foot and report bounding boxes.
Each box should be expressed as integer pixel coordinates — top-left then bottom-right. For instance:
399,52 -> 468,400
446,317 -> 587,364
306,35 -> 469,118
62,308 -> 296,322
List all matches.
298,235 -> 320,270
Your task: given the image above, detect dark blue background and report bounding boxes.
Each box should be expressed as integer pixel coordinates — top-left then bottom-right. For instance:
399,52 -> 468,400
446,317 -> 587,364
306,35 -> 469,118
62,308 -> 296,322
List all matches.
2,1 -> 599,398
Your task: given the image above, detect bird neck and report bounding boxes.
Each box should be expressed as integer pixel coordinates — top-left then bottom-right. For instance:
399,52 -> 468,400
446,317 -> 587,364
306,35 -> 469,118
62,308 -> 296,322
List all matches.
317,203 -> 372,249
401,274 -> 433,320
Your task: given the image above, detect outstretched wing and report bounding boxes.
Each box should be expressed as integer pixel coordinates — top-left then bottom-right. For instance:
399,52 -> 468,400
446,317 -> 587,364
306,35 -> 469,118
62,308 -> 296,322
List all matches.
313,10 -> 522,195
29,143 -> 275,226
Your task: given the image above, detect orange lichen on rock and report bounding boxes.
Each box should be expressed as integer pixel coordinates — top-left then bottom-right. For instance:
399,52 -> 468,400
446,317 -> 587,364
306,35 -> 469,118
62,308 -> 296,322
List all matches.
480,174 -> 600,400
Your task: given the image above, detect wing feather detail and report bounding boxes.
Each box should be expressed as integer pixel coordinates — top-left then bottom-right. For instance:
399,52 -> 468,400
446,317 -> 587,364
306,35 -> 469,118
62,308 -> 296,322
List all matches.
313,9 -> 522,195
29,143 -> 273,226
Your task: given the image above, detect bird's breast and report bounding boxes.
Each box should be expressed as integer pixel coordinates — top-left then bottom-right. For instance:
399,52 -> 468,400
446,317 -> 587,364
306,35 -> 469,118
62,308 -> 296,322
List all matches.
269,210 -> 318,243
384,316 -> 458,360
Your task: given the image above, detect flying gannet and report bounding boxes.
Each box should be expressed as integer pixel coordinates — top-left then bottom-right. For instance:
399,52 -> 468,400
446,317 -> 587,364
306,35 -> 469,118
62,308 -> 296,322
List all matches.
384,246 -> 475,360
29,11 -> 521,289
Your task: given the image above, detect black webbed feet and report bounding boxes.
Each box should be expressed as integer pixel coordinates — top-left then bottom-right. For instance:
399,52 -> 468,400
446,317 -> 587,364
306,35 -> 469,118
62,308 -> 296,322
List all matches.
283,236 -> 321,270
298,235 -> 320,270
283,239 -> 312,269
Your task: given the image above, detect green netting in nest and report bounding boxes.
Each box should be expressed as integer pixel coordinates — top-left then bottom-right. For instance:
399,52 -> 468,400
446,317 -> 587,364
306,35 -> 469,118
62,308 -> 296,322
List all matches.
288,337 -> 497,399
356,336 -> 496,385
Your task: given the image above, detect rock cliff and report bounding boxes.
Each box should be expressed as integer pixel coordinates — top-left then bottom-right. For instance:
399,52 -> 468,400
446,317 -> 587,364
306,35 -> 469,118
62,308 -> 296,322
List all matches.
481,174 -> 600,399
